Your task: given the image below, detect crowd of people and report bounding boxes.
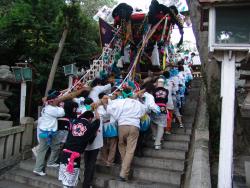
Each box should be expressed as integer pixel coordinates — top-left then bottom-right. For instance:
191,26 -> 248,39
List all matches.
32,60 -> 193,188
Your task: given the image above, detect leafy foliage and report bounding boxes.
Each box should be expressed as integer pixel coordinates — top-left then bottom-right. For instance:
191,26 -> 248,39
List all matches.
0,0 -> 114,120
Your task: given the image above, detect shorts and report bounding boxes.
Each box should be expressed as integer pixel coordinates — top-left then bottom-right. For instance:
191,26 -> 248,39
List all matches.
151,113 -> 167,127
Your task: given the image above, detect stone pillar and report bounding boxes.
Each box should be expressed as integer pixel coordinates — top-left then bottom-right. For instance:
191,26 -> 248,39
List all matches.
20,117 -> 34,159
0,81 -> 12,120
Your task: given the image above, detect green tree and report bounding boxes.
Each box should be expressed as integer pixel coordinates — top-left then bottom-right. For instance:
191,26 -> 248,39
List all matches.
0,0 -> 102,120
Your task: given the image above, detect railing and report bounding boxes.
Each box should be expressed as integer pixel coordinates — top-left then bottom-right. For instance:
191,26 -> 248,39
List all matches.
0,117 -> 35,171
187,82 -> 211,188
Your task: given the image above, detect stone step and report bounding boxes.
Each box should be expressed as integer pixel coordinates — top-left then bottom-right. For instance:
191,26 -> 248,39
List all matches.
143,148 -> 186,160
19,157 -> 185,187
95,164 -> 121,177
96,164 -> 182,186
164,134 -> 190,142
20,158 -> 84,176
20,159 -> 59,178
171,127 -> 192,135
19,159 -> 111,188
133,156 -> 185,171
107,179 -> 179,188
133,167 -> 182,185
4,168 -> 62,188
0,179 -> 37,188
93,173 -> 115,188
96,174 -> 181,188
172,122 -> 193,129
145,140 -> 189,151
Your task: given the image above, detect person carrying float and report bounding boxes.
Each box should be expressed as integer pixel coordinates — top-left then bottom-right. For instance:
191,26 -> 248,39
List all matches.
58,109 -> 100,188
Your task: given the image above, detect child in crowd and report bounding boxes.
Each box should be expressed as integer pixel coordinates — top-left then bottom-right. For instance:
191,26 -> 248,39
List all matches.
58,109 -> 100,188
99,92 -> 118,166
151,78 -> 169,150
163,71 -> 175,134
83,97 -> 104,188
57,100 -> 78,146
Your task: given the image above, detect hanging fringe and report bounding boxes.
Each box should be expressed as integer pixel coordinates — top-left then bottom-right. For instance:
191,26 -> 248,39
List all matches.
162,47 -> 167,70
151,43 -> 160,67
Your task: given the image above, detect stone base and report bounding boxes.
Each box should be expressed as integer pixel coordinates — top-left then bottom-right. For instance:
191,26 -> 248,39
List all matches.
0,121 -> 13,129
0,113 -> 11,120
240,107 -> 250,118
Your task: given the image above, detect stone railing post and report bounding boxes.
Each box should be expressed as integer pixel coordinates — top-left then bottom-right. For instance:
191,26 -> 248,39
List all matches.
20,117 -> 34,159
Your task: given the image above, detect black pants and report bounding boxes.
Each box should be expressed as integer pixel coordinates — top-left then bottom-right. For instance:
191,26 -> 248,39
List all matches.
82,149 -> 99,188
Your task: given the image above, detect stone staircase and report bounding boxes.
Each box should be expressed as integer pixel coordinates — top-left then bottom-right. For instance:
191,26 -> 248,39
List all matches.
0,79 -> 201,188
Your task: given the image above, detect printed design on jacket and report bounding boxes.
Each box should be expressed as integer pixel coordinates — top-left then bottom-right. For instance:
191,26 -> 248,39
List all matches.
72,123 -> 87,136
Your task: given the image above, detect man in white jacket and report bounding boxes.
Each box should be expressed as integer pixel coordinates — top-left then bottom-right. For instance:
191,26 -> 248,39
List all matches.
105,88 -> 147,181
33,90 -> 65,176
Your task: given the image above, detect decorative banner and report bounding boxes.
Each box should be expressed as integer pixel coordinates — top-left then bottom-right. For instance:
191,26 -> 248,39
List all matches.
99,18 -> 115,48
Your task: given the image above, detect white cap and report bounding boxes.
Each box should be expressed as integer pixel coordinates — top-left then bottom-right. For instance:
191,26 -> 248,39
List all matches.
157,78 -> 165,83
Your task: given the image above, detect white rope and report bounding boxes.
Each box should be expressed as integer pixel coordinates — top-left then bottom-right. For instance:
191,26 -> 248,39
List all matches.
63,27 -> 121,95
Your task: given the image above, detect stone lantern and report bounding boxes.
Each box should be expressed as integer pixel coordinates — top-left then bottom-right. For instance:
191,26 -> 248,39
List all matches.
63,63 -> 77,88
0,65 -> 15,129
11,63 -> 32,121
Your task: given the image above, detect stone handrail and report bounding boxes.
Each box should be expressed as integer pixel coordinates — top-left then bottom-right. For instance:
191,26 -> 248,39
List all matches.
187,81 -> 211,188
0,117 -> 36,171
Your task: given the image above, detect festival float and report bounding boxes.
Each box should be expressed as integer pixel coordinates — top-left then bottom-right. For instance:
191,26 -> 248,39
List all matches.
68,0 -> 186,93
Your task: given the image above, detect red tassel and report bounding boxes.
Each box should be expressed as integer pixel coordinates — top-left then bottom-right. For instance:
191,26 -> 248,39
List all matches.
63,149 -> 80,174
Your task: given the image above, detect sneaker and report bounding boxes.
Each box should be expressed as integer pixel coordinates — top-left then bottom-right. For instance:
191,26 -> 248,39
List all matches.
154,145 -> 161,150
117,176 -> 126,182
165,131 -> 171,135
33,170 -> 46,176
47,163 -> 59,168
179,124 -> 184,128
